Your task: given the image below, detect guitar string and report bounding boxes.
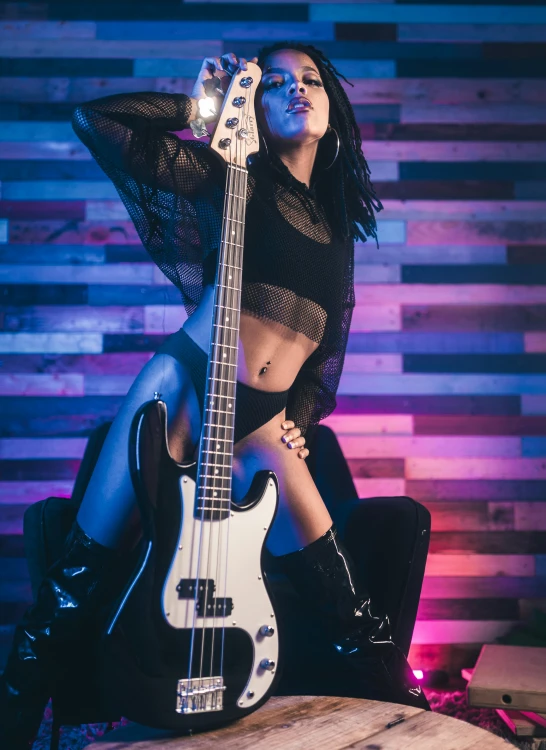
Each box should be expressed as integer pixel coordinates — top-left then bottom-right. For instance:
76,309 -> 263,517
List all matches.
199,118 -> 246,693
196,148 -> 238,694
217,129 -> 249,687
187,129 -> 235,697
203,150 -> 240,691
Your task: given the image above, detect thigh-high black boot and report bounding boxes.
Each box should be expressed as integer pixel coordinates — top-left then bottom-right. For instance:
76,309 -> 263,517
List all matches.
0,520 -> 120,749
280,523 -> 431,711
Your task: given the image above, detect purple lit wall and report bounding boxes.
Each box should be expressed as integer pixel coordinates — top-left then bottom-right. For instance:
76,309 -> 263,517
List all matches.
0,1 -> 545,676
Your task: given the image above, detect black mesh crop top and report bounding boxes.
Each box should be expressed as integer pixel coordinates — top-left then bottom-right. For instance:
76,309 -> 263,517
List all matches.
71,91 -> 365,442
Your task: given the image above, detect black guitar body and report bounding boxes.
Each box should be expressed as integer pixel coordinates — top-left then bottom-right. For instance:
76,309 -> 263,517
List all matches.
98,399 -> 282,731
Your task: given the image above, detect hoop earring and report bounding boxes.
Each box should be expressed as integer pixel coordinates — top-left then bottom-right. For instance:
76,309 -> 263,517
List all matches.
323,125 -> 339,170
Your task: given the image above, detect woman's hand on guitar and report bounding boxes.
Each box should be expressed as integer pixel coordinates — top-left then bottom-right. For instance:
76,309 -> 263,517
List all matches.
280,420 -> 309,460
191,53 -> 259,102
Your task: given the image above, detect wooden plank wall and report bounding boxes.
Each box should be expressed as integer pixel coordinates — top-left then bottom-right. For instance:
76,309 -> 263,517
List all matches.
0,0 -> 545,677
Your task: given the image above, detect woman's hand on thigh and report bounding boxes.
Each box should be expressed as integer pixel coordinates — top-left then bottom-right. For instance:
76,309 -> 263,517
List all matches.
280,420 -> 309,459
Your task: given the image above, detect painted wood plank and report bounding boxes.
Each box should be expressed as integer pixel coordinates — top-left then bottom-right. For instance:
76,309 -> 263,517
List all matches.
398,24 -> 546,43
322,414 -> 413,434
361,142 -> 546,160
0,200 -> 86,221
404,353 -> 546,373
355,284 -> 546,304
405,479 -> 546,502
0,39 -> 221,58
416,599 -> 519,621
419,501 -> 514,532
0,333 -> 102,354
348,306 -> 401,332
89,284 -> 182,306
407,221 -> 546,246
354,264 -> 401,283
2,181 -> 119,201
522,395 -> 546,415
0,352 -> 153,374
525,333 -> 546,353
348,80 -> 546,107
0,123 -> 77,141
84,374 -> 133,395
515,503 -> 546,532
401,103 -> 546,125
380,201 -> 546,221
0,141 -> 91,159
414,415 -> 546,436
0,244 -> 105,264
430,532 -> 546,555
407,457 -> 546,481
0,438 -> 87,459
4,306 -> 145,333
0,265 -> 153,284
136,56 -> 396,78
343,395 -> 522,417
411,620 -> 519,645
340,353 -> 402,373
103,20 -> 334,40
339,373 -> 546,395
0,20 -> 96,39
0,374 -> 83,396
425,554 -> 534,577
2,284 -> 88,306
85,200 -> 129,222
421,576 -> 546,599
0,482 -> 73,505
357,245 -> 506,265
311,5 -> 546,24
340,435 -> 520,458
8,221 -> 143,244
521,437 -> 546,456
375,180 -> 513,201
403,305 -> 546,333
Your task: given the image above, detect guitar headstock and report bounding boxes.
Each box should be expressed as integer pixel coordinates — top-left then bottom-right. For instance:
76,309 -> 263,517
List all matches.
209,61 -> 262,168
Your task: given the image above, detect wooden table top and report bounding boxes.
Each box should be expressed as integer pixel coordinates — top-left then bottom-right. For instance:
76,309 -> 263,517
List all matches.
87,694 -> 510,749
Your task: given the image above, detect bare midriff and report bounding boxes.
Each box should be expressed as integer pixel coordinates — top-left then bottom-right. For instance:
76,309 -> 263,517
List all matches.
182,283 -> 319,393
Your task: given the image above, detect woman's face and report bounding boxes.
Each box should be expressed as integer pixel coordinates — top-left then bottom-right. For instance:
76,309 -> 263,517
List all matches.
256,49 -> 330,149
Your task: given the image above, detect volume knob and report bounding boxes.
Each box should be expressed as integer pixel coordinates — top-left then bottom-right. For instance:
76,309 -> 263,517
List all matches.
260,625 -> 275,637
260,658 -> 276,671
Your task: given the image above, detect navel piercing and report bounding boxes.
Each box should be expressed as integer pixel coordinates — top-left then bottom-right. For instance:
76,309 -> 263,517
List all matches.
259,361 -> 271,376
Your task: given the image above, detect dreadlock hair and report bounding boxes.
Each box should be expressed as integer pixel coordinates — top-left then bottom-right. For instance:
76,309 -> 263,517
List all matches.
254,41 -> 383,246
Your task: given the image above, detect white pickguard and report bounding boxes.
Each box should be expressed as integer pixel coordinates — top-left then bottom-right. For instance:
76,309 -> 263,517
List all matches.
162,471 -> 280,709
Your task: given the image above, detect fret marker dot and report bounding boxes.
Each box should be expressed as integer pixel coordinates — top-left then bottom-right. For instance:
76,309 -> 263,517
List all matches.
223,353 -> 227,358
226,317 -> 229,322
214,492 -> 218,497
215,469 -> 219,475
228,403 -> 232,408
229,275 -> 232,279
216,443 -> 221,449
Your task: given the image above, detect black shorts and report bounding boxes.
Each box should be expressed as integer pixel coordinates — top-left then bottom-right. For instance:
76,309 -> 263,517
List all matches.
157,327 -> 289,444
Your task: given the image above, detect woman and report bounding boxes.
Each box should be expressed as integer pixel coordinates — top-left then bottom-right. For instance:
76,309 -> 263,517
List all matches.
0,42 -> 430,748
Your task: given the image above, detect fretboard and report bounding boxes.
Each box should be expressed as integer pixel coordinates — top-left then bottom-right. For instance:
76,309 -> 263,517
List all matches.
195,163 -> 248,520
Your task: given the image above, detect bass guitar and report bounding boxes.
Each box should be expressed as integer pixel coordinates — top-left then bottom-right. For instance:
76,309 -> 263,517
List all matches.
99,62 -> 283,731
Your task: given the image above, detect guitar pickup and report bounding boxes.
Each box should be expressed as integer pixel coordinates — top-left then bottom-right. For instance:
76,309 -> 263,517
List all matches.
177,578 -> 233,617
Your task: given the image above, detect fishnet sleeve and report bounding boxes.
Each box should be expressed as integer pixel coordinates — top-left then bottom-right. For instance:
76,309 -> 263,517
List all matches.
285,240 -> 356,445
71,92 -> 225,315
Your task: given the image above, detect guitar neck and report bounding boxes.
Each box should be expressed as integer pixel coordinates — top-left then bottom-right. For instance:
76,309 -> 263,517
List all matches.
195,163 -> 248,520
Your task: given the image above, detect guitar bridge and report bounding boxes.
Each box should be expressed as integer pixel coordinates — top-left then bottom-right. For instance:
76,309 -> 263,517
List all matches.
176,676 -> 225,714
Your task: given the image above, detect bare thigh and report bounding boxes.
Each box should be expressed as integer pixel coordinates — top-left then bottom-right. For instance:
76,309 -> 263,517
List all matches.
231,411 -> 332,556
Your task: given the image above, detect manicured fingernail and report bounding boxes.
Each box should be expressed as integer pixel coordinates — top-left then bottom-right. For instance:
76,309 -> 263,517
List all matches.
281,436 -> 287,443
288,442 -> 294,449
